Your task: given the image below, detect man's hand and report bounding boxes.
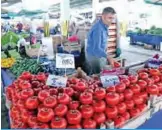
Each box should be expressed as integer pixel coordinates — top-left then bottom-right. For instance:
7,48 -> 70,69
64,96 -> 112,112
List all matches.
107,56 -> 115,67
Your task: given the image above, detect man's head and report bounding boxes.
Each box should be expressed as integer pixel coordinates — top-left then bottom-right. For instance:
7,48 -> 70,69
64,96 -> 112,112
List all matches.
101,7 -> 116,26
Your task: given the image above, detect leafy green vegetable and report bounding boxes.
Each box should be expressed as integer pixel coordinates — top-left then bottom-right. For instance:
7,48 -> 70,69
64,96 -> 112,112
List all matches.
8,49 -> 21,59
1,51 -> 7,59
1,31 -> 19,45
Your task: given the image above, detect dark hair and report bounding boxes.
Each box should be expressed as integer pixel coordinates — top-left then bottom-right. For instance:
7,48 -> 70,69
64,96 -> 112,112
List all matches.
102,7 -> 116,15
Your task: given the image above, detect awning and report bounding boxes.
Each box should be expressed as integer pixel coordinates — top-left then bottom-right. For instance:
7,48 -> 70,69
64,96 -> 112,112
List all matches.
144,0 -> 162,5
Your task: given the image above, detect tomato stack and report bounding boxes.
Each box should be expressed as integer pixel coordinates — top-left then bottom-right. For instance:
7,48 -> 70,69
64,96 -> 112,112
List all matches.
6,66 -> 162,129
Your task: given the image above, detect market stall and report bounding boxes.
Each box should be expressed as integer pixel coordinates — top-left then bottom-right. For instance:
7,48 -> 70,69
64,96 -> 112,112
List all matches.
2,45 -> 162,128
127,27 -> 162,50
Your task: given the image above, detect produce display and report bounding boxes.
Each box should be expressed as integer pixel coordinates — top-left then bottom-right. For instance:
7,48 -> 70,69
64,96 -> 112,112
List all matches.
5,65 -> 162,129
10,58 -> 43,78
127,26 -> 162,36
1,58 -> 16,68
8,49 -> 21,59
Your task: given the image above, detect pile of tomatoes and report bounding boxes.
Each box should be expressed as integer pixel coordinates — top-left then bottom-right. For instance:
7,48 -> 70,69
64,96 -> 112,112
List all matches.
6,66 -> 162,129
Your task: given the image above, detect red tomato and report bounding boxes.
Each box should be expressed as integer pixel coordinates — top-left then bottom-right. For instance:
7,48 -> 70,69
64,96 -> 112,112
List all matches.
38,90 -> 50,102
27,116 -> 38,127
33,122 -> 49,129
10,106 -> 20,119
69,77 -> 79,84
19,81 -> 31,90
16,99 -> 25,109
66,110 -> 82,125
139,72 -> 149,79
43,96 -> 57,108
21,72 -> 32,80
37,108 -> 54,123
33,87 -> 42,94
80,105 -> 94,119
93,100 -> 106,113
139,92 -> 148,100
69,101 -> 80,109
130,84 -> 141,94
36,73 -> 46,82
83,119 -> 96,129
67,124 -> 82,129
137,80 -> 147,90
51,117 -> 67,129
6,85 -> 14,100
137,68 -> 148,73
75,82 -> 87,91
12,120 -> 28,129
80,92 -> 93,105
121,112 -> 130,121
42,85 -> 50,90
124,89 -> 133,100
21,111 -> 29,123
114,116 -> 125,128
121,78 -> 130,87
58,93 -> 70,105
31,81 -> 40,88
93,112 -> 106,124
25,96 -> 39,110
152,76 -> 160,83
15,90 -> 21,100
20,88 -> 34,100
159,65 -> 162,71
114,61 -> 121,68
133,95 -> 143,105
156,82 -> 162,93
94,87 -> 106,100
38,104 -> 45,111
105,92 -> 119,106
115,83 -> 126,93
130,108 -> 140,117
117,102 -> 127,114
105,106 -> 118,119
85,88 -> 94,94
137,104 -> 147,112
49,88 -> 58,95
147,85 -> 159,95
145,78 -> 154,86
54,104 -> 68,117
106,86 -> 116,93
149,69 -> 160,76
125,100 -> 134,110
118,93 -> 124,102
63,87 -> 74,96
129,75 -> 138,84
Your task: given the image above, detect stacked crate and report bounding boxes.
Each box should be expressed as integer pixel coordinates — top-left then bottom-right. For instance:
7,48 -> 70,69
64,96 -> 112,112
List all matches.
107,22 -> 117,58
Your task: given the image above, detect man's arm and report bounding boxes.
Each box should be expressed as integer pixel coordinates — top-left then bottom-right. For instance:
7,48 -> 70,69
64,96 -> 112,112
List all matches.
92,30 -> 107,58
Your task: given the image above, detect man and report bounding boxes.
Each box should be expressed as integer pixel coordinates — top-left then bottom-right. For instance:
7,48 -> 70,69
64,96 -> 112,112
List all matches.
86,7 -> 116,74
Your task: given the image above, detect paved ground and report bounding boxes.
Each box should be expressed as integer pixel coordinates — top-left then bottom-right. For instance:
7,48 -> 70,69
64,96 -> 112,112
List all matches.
120,37 -> 162,66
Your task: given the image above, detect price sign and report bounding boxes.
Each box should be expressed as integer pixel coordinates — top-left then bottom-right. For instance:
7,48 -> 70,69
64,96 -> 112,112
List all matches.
100,75 -> 120,88
56,53 -> 75,68
46,75 -> 67,87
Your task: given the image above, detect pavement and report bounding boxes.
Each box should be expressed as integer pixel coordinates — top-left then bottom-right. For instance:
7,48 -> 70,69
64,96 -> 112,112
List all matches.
120,37 -> 162,66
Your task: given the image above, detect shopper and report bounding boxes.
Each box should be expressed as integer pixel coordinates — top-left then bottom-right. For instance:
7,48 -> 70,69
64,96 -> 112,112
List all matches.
17,22 -> 23,33
85,7 -> 116,74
